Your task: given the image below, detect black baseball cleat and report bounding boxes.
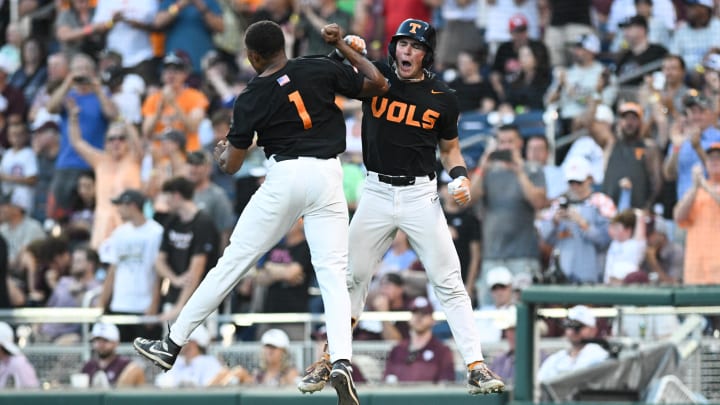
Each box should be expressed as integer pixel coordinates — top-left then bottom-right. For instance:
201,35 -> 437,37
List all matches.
133,337 -> 181,371
467,362 -> 505,394
330,360 -> 359,405
297,356 -> 332,393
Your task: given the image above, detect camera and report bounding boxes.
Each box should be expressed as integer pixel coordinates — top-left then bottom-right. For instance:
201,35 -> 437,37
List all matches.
73,76 -> 90,85
557,196 -> 569,209
488,149 -> 512,162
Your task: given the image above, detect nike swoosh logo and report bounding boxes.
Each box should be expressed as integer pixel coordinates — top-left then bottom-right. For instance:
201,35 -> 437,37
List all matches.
149,346 -> 173,357
431,90 -> 443,94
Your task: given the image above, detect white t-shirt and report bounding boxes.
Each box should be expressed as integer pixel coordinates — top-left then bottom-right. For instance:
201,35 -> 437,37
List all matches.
563,136 -> 605,185
155,354 -> 224,388
102,219 -> 163,313
604,239 -> 647,284
483,0 -> 541,42
93,0 -> 158,67
537,343 -> 609,382
0,146 -> 38,208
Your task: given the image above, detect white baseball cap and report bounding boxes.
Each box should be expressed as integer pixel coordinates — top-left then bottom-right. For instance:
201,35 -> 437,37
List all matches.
567,305 -> 596,328
494,308 -> 517,330
563,156 -> 592,182
0,322 -> 21,355
486,266 -> 513,288
594,104 -> 615,124
188,324 -> 211,348
575,33 -> 600,54
91,322 -> 120,342
261,328 -> 290,350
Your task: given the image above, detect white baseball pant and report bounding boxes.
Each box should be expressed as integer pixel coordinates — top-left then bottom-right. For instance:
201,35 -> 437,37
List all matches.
169,156 -> 353,363
347,172 -> 485,364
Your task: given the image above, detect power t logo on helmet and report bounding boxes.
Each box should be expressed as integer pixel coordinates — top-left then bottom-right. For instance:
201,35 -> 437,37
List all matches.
388,19 -> 436,69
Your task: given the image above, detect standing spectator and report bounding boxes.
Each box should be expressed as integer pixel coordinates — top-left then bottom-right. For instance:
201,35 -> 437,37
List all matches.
674,143 -> 720,285
561,105 -> 613,186
664,93 -> 720,200
141,51 -> 209,152
144,129 -> 189,222
545,34 -> 616,134
295,0 -> 353,57
434,0 -> 481,71
536,305 -> 609,382
46,53 -> 117,221
9,37 -> 48,106
81,322 -> 146,387
613,15 -> 668,87
491,14 -> 550,104
0,54 -> 27,148
155,0 -> 224,74
155,324 -> 224,388
55,0 -> 106,58
669,0 -> 720,75
484,0 -> 543,48
475,267 -> 514,342
30,114 -> 60,223
0,191 -> 45,272
92,0 -> 159,84
67,102 -> 142,248
471,124 -> 546,306
604,209 -> 647,285
65,171 -> 96,244
0,123 -> 38,216
0,322 -> 39,388
503,44 -> 551,111
607,0 -> 675,49
383,297 -> 456,384
185,150 -> 235,250
595,102 -> 662,210
28,53 -> 69,123
155,177 -> 219,321
254,219 -> 313,340
38,247 -> 102,343
97,189 -> 163,342
542,0 -> 595,67
0,22 -> 22,74
539,157 -> 615,283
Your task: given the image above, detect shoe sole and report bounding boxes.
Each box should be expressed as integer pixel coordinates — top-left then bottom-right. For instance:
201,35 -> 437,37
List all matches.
330,369 -> 359,405
297,380 -> 326,393
132,341 -> 173,371
468,379 -> 506,395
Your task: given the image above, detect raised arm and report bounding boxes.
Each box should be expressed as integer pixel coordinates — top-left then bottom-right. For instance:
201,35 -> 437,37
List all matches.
67,100 -> 104,168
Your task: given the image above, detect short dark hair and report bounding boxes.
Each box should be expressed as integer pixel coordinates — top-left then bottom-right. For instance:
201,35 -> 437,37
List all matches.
612,209 -> 637,230
498,124 -> 522,139
162,176 -> 195,200
75,246 -> 100,268
664,54 -> 685,71
526,134 -> 549,149
245,20 -> 285,59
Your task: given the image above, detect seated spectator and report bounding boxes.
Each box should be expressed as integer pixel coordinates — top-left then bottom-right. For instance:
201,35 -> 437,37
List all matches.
502,44 -> 550,112
0,191 -> 45,272
373,230 -> 417,291
447,49 -> 496,114
613,271 -> 679,339
22,237 -> 71,307
605,209 -> 647,285
489,308 -> 518,386
475,266 -> 514,343
144,129 -> 188,221
0,322 -> 39,388
674,142 -> 720,285
669,0 -> 720,78
641,216 -> 683,284
1,123 -> 39,218
0,53 -> 26,149
81,322 -> 145,387
613,15 -> 668,87
537,305 -> 609,382
30,112 -> 61,223
9,36 -> 48,107
156,324 -> 224,388
38,247 -> 102,343
383,297 -> 456,384
355,273 -> 410,341
64,171 -> 95,244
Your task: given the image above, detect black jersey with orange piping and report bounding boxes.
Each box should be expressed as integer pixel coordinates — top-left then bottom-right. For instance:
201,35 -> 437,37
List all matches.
227,56 -> 365,159
360,61 -> 459,177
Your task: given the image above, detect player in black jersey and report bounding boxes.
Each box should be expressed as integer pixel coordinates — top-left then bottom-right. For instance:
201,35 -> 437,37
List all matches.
134,20 -> 387,405
300,19 -> 505,395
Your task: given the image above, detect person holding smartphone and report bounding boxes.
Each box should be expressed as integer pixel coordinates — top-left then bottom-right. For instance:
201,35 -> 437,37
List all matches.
470,124 -> 546,307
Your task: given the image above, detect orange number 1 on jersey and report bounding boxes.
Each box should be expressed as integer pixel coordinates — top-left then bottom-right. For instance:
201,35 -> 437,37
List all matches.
288,91 -> 313,129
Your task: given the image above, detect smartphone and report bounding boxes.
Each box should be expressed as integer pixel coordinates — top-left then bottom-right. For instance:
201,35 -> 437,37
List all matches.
652,71 -> 666,91
557,196 -> 569,209
488,150 -> 512,162
73,76 -> 90,85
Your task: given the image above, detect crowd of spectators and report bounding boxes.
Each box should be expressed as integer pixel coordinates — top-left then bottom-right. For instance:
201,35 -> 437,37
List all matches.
0,0 -> 719,390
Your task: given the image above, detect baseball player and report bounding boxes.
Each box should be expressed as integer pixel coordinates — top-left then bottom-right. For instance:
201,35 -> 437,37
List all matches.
298,19 -> 505,395
133,20 -> 388,405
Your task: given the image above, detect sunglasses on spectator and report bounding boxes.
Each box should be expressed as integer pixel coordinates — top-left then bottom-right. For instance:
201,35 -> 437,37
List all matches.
107,135 -> 127,142
563,319 -> 585,332
568,180 -> 584,186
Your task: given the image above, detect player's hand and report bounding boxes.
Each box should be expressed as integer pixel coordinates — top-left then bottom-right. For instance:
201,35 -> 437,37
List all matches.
321,23 -> 342,45
343,35 -> 367,56
448,176 -> 471,206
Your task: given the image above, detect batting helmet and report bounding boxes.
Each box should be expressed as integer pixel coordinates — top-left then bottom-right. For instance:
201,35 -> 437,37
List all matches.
388,19 -> 436,69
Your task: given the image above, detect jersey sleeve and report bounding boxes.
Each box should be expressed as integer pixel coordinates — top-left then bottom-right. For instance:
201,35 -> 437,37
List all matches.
226,88 -> 264,149
327,58 -> 365,99
439,91 -> 460,140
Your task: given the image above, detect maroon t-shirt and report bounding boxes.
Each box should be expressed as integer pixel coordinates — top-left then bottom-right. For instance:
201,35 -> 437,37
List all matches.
81,356 -> 131,386
383,337 -> 456,383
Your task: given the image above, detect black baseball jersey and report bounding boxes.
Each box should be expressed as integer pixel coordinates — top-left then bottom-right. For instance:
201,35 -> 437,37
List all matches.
227,57 -> 365,158
361,62 -> 459,176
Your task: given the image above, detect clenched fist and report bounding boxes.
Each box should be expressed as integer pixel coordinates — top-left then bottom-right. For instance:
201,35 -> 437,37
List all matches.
448,176 -> 471,206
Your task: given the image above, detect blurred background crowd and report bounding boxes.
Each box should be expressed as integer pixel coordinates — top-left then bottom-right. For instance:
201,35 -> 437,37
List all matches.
0,0 -> 719,393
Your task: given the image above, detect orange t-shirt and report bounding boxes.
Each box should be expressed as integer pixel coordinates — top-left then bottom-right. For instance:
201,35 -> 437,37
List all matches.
677,184 -> 720,285
141,87 -> 209,152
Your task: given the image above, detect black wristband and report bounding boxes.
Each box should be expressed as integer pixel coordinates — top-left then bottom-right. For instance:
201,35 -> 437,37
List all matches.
449,166 -> 468,179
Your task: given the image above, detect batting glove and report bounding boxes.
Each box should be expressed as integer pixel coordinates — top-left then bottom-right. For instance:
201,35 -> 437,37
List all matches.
448,176 -> 471,206
335,35 -> 367,59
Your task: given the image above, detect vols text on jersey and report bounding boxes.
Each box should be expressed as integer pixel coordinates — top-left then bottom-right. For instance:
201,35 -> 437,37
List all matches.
370,96 -> 439,129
